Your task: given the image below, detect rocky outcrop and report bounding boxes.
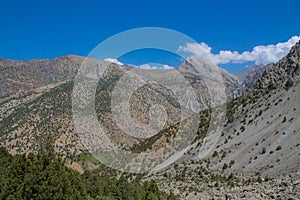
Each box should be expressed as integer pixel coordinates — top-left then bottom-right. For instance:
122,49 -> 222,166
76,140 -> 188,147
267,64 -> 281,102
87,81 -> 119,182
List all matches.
236,63 -> 274,89
254,40 -> 300,91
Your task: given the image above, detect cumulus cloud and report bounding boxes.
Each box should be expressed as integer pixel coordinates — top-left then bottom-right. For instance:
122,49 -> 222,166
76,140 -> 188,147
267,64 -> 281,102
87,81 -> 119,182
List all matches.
139,64 -> 158,69
178,36 -> 300,65
162,64 -> 173,69
103,58 -> 173,70
139,64 -> 173,70
104,58 -> 124,65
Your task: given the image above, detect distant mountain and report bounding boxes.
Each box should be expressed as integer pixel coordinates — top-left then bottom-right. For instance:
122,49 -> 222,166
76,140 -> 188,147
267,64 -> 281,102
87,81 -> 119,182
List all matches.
0,55 -> 243,102
0,55 -> 83,97
178,56 -> 243,100
0,55 -> 241,155
236,63 -> 274,89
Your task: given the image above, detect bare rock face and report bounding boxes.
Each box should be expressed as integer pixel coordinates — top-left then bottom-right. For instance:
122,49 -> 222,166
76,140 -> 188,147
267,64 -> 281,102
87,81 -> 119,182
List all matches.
254,40 -> 300,91
236,63 -> 274,89
236,40 -> 300,92
178,56 -> 243,100
203,40 -> 300,177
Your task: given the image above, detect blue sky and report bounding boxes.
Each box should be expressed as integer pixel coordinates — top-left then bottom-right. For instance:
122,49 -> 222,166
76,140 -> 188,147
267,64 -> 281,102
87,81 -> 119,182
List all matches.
0,0 -> 299,73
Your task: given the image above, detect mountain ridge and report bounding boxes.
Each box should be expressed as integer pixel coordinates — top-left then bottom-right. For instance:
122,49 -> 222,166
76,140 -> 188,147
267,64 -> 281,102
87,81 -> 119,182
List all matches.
0,41 -> 299,199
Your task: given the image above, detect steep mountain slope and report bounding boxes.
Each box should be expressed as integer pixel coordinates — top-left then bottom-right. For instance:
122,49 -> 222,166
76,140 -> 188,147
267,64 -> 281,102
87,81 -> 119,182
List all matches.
0,55 -> 242,156
206,41 -> 300,175
146,41 -> 300,200
0,62 -> 192,162
236,63 -> 274,89
0,55 -> 83,97
178,56 -> 242,99
212,84 -> 299,175
255,40 -> 300,90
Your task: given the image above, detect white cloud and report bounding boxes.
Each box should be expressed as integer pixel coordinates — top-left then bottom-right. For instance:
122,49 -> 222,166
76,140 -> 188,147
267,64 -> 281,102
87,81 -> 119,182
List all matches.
162,64 -> 173,69
139,64 -> 158,69
104,58 -> 123,65
103,58 -> 174,70
178,36 -> 300,65
139,64 -> 173,70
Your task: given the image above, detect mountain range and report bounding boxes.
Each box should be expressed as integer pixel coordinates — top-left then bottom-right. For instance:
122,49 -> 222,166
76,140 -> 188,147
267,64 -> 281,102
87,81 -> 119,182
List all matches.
0,41 -> 299,199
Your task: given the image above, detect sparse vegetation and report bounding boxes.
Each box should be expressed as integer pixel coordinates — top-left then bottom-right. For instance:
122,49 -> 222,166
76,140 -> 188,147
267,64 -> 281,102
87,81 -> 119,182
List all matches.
212,151 -> 219,158
282,116 -> 287,123
221,151 -> 227,159
261,147 -> 266,154
240,126 -> 245,132
276,146 -> 282,151
222,163 -> 228,170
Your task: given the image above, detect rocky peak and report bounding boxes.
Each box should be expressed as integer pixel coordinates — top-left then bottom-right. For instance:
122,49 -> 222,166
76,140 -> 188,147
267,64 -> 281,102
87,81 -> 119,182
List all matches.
178,56 -> 243,100
254,40 -> 300,91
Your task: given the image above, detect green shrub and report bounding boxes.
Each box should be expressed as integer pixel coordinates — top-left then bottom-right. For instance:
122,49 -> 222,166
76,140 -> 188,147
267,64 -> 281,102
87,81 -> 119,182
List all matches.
212,151 -> 219,158
222,163 -> 228,170
282,116 -> 287,123
240,126 -> 245,132
276,146 -> 282,151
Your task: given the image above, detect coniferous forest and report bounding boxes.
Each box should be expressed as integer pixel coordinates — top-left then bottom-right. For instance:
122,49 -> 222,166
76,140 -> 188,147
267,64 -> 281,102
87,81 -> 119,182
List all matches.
0,142 -> 178,200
